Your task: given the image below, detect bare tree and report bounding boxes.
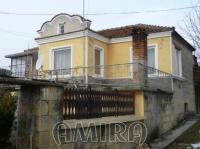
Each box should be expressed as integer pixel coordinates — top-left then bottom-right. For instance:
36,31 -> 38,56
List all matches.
182,4 -> 200,64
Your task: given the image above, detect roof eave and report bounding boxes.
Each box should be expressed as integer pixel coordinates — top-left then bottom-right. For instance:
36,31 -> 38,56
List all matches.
172,31 -> 195,51
5,50 -> 38,58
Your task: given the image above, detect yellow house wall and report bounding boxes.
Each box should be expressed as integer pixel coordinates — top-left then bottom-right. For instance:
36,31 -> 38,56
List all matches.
108,42 -> 132,65
107,41 -> 132,78
38,36 -> 172,77
38,37 -> 84,75
87,37 -> 132,78
148,36 -> 171,73
87,37 -> 108,76
134,91 -> 144,116
88,37 -> 108,66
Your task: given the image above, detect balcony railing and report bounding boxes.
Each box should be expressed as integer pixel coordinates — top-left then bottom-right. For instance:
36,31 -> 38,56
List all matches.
35,63 -> 171,79
3,63 -> 173,91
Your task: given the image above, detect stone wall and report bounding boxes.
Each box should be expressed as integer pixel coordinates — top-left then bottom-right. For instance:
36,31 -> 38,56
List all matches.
144,78 -> 196,141
172,36 -> 196,113
148,76 -> 172,92
59,117 -> 146,149
144,91 -> 174,140
19,85 -> 63,149
18,85 -> 146,149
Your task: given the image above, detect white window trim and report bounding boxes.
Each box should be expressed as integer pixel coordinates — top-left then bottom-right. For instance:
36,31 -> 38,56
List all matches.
57,23 -> 65,34
129,45 -> 158,78
179,50 -> 182,77
147,44 -> 158,77
49,45 -> 73,78
93,45 -> 104,78
174,47 -> 183,77
169,36 -> 173,74
129,47 -> 134,78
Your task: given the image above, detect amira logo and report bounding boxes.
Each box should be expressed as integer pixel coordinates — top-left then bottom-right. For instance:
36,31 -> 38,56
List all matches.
52,121 -> 147,145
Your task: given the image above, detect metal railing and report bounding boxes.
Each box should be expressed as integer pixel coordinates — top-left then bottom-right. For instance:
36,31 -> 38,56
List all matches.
0,64 -> 37,79
142,64 -> 172,77
34,63 -> 172,79
1,63 -> 173,91
2,63 -> 172,79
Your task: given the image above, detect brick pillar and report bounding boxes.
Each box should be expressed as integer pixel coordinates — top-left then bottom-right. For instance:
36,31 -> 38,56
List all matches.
18,85 -> 63,149
132,28 -> 148,87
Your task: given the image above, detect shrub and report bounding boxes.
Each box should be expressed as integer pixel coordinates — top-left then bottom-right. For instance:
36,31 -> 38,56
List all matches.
0,89 -> 16,148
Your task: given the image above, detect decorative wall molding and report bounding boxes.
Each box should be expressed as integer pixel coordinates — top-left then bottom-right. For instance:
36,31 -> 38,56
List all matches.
35,30 -> 172,45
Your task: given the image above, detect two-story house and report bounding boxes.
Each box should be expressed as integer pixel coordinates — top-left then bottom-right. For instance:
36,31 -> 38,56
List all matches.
6,13 -> 196,138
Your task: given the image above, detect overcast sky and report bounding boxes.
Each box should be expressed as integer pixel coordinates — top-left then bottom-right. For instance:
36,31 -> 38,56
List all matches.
0,0 -> 198,67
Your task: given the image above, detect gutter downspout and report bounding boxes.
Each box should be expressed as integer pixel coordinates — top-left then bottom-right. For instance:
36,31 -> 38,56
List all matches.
85,30 -> 88,87
82,0 -> 88,87
170,32 -> 174,92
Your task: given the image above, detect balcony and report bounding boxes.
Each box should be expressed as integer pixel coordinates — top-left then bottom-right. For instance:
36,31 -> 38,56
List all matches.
7,63 -> 173,92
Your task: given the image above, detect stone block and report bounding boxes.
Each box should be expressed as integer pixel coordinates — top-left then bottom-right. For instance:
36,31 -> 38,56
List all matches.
40,87 -> 63,101
33,100 -> 49,116
61,143 -> 75,149
40,100 -> 49,115
48,100 -> 62,117
35,116 -> 49,131
38,132 -> 49,148
106,142 -> 121,149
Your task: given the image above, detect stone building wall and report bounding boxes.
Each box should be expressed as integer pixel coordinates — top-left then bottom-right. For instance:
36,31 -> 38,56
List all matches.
144,91 -> 174,140
144,78 -> 196,141
172,36 -> 196,113
19,85 -> 64,149
18,85 -> 146,149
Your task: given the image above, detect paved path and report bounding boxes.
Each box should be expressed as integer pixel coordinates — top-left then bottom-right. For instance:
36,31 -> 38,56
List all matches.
150,118 -> 198,149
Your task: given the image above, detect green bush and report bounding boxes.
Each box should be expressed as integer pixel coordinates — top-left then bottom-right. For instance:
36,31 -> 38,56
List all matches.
0,89 -> 16,148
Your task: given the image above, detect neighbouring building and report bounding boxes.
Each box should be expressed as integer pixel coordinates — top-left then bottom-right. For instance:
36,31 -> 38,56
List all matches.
5,13 -> 196,142
5,47 -> 38,78
194,56 -> 200,113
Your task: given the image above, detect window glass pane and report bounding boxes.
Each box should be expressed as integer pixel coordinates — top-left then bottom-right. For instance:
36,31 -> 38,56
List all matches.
11,59 -> 16,75
12,58 -> 16,66
54,47 -> 71,75
147,46 -> 155,75
176,50 -> 179,75
95,47 -> 102,75
21,57 -> 26,77
95,49 -> 100,66
11,57 -> 27,77
16,58 -> 21,77
175,48 -> 181,76
147,47 -> 155,68
59,24 -> 64,34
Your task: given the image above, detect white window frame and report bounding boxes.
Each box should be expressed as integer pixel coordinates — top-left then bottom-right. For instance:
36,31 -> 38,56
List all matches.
11,57 -> 27,77
93,45 -> 104,77
49,45 -> 72,78
58,23 -> 65,34
147,44 -> 158,77
174,47 -> 182,77
130,47 -> 134,78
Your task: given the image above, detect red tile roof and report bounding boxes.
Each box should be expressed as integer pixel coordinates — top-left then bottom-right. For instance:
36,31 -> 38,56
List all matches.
97,23 -> 174,38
